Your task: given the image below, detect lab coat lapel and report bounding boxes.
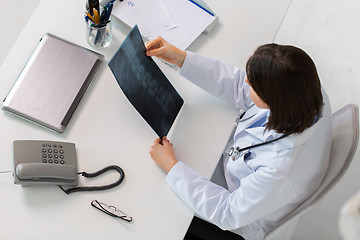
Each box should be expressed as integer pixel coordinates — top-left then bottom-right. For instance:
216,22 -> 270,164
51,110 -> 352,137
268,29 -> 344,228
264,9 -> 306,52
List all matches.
232,106 -> 320,152
233,107 -> 268,140
244,127 -> 267,142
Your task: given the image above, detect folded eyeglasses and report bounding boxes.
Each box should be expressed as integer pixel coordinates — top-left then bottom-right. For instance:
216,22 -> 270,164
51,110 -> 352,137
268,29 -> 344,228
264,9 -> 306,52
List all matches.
91,200 -> 133,222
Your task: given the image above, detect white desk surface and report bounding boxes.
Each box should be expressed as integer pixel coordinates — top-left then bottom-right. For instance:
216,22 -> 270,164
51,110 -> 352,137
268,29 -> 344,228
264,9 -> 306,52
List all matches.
0,0 -> 290,239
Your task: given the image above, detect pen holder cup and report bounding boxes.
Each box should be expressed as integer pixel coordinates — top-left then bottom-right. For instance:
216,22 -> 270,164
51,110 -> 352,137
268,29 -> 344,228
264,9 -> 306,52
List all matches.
86,20 -> 112,49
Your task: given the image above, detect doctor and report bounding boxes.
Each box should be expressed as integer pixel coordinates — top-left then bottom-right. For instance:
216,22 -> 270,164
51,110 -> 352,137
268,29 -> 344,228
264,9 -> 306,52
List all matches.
147,37 -> 332,240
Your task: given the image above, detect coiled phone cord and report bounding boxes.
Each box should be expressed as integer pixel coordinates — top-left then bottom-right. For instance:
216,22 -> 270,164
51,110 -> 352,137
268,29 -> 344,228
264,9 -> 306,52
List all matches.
59,165 -> 125,194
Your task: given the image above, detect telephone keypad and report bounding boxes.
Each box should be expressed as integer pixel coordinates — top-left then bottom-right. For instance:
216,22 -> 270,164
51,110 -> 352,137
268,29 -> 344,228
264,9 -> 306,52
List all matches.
41,143 -> 65,164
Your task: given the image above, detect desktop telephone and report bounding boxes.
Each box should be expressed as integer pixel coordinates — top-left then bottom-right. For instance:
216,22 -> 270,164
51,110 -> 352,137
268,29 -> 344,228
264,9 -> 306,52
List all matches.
12,140 -> 125,194
13,140 -> 78,186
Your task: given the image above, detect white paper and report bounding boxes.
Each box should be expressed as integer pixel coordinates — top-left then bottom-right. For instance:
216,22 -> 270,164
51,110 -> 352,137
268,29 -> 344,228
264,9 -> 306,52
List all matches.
149,0 -> 216,50
112,0 -> 176,38
112,0 -> 216,50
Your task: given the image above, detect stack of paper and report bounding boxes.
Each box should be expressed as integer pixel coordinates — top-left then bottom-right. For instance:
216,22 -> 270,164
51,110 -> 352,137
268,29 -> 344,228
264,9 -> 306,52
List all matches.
111,0 -> 217,50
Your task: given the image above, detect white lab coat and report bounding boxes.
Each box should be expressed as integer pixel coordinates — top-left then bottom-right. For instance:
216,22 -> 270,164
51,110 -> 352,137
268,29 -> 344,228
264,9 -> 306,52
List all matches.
165,52 -> 332,240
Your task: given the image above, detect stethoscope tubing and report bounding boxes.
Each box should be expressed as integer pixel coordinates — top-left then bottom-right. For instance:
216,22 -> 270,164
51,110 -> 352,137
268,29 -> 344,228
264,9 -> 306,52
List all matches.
229,104 -> 289,160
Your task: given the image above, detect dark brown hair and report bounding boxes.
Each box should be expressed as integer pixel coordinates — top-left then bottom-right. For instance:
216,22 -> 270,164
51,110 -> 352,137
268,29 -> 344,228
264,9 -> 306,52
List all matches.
246,43 -> 323,135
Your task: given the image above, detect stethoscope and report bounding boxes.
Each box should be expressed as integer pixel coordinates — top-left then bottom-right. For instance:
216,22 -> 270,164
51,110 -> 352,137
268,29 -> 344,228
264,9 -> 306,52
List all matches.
228,104 -> 289,161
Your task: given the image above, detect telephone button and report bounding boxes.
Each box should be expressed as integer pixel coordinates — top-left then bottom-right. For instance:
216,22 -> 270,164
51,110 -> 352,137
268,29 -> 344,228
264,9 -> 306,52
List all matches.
49,159 -> 53,163
43,159 -> 47,163
60,160 -> 65,164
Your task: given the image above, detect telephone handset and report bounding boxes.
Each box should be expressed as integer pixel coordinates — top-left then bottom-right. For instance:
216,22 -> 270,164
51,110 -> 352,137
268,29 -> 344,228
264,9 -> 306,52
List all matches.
13,140 -> 78,185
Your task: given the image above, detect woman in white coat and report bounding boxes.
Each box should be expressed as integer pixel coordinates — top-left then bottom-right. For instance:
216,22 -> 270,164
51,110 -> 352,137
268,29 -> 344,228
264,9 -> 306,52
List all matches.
147,38 -> 332,240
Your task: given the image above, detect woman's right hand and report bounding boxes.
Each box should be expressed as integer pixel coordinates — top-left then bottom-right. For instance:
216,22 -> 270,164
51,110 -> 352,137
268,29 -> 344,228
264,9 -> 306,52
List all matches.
145,37 -> 186,68
149,136 -> 178,173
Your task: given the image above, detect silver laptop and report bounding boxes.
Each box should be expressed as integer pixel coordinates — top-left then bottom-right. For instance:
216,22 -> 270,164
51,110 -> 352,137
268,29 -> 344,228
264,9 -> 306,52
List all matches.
2,33 -> 104,132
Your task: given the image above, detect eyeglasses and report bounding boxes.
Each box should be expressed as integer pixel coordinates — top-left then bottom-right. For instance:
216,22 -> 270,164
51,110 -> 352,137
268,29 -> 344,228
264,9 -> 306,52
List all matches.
91,200 -> 133,222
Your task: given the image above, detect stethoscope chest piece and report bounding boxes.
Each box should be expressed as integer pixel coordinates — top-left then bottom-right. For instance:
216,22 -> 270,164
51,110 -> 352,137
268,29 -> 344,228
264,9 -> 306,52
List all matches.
227,104 -> 289,161
228,147 -> 251,161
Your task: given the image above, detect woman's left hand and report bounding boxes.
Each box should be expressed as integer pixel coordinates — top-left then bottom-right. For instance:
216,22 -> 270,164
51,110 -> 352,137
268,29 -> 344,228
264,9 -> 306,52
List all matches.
149,136 -> 178,173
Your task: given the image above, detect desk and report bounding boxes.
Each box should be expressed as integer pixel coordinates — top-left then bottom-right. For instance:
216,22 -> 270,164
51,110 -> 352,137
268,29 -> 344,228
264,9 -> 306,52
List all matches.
0,0 -> 290,239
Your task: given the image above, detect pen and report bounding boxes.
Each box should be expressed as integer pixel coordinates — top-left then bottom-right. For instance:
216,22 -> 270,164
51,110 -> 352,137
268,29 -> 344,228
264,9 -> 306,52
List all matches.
85,11 -> 96,23
93,8 -> 100,24
100,8 -> 108,23
105,2 -> 113,21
